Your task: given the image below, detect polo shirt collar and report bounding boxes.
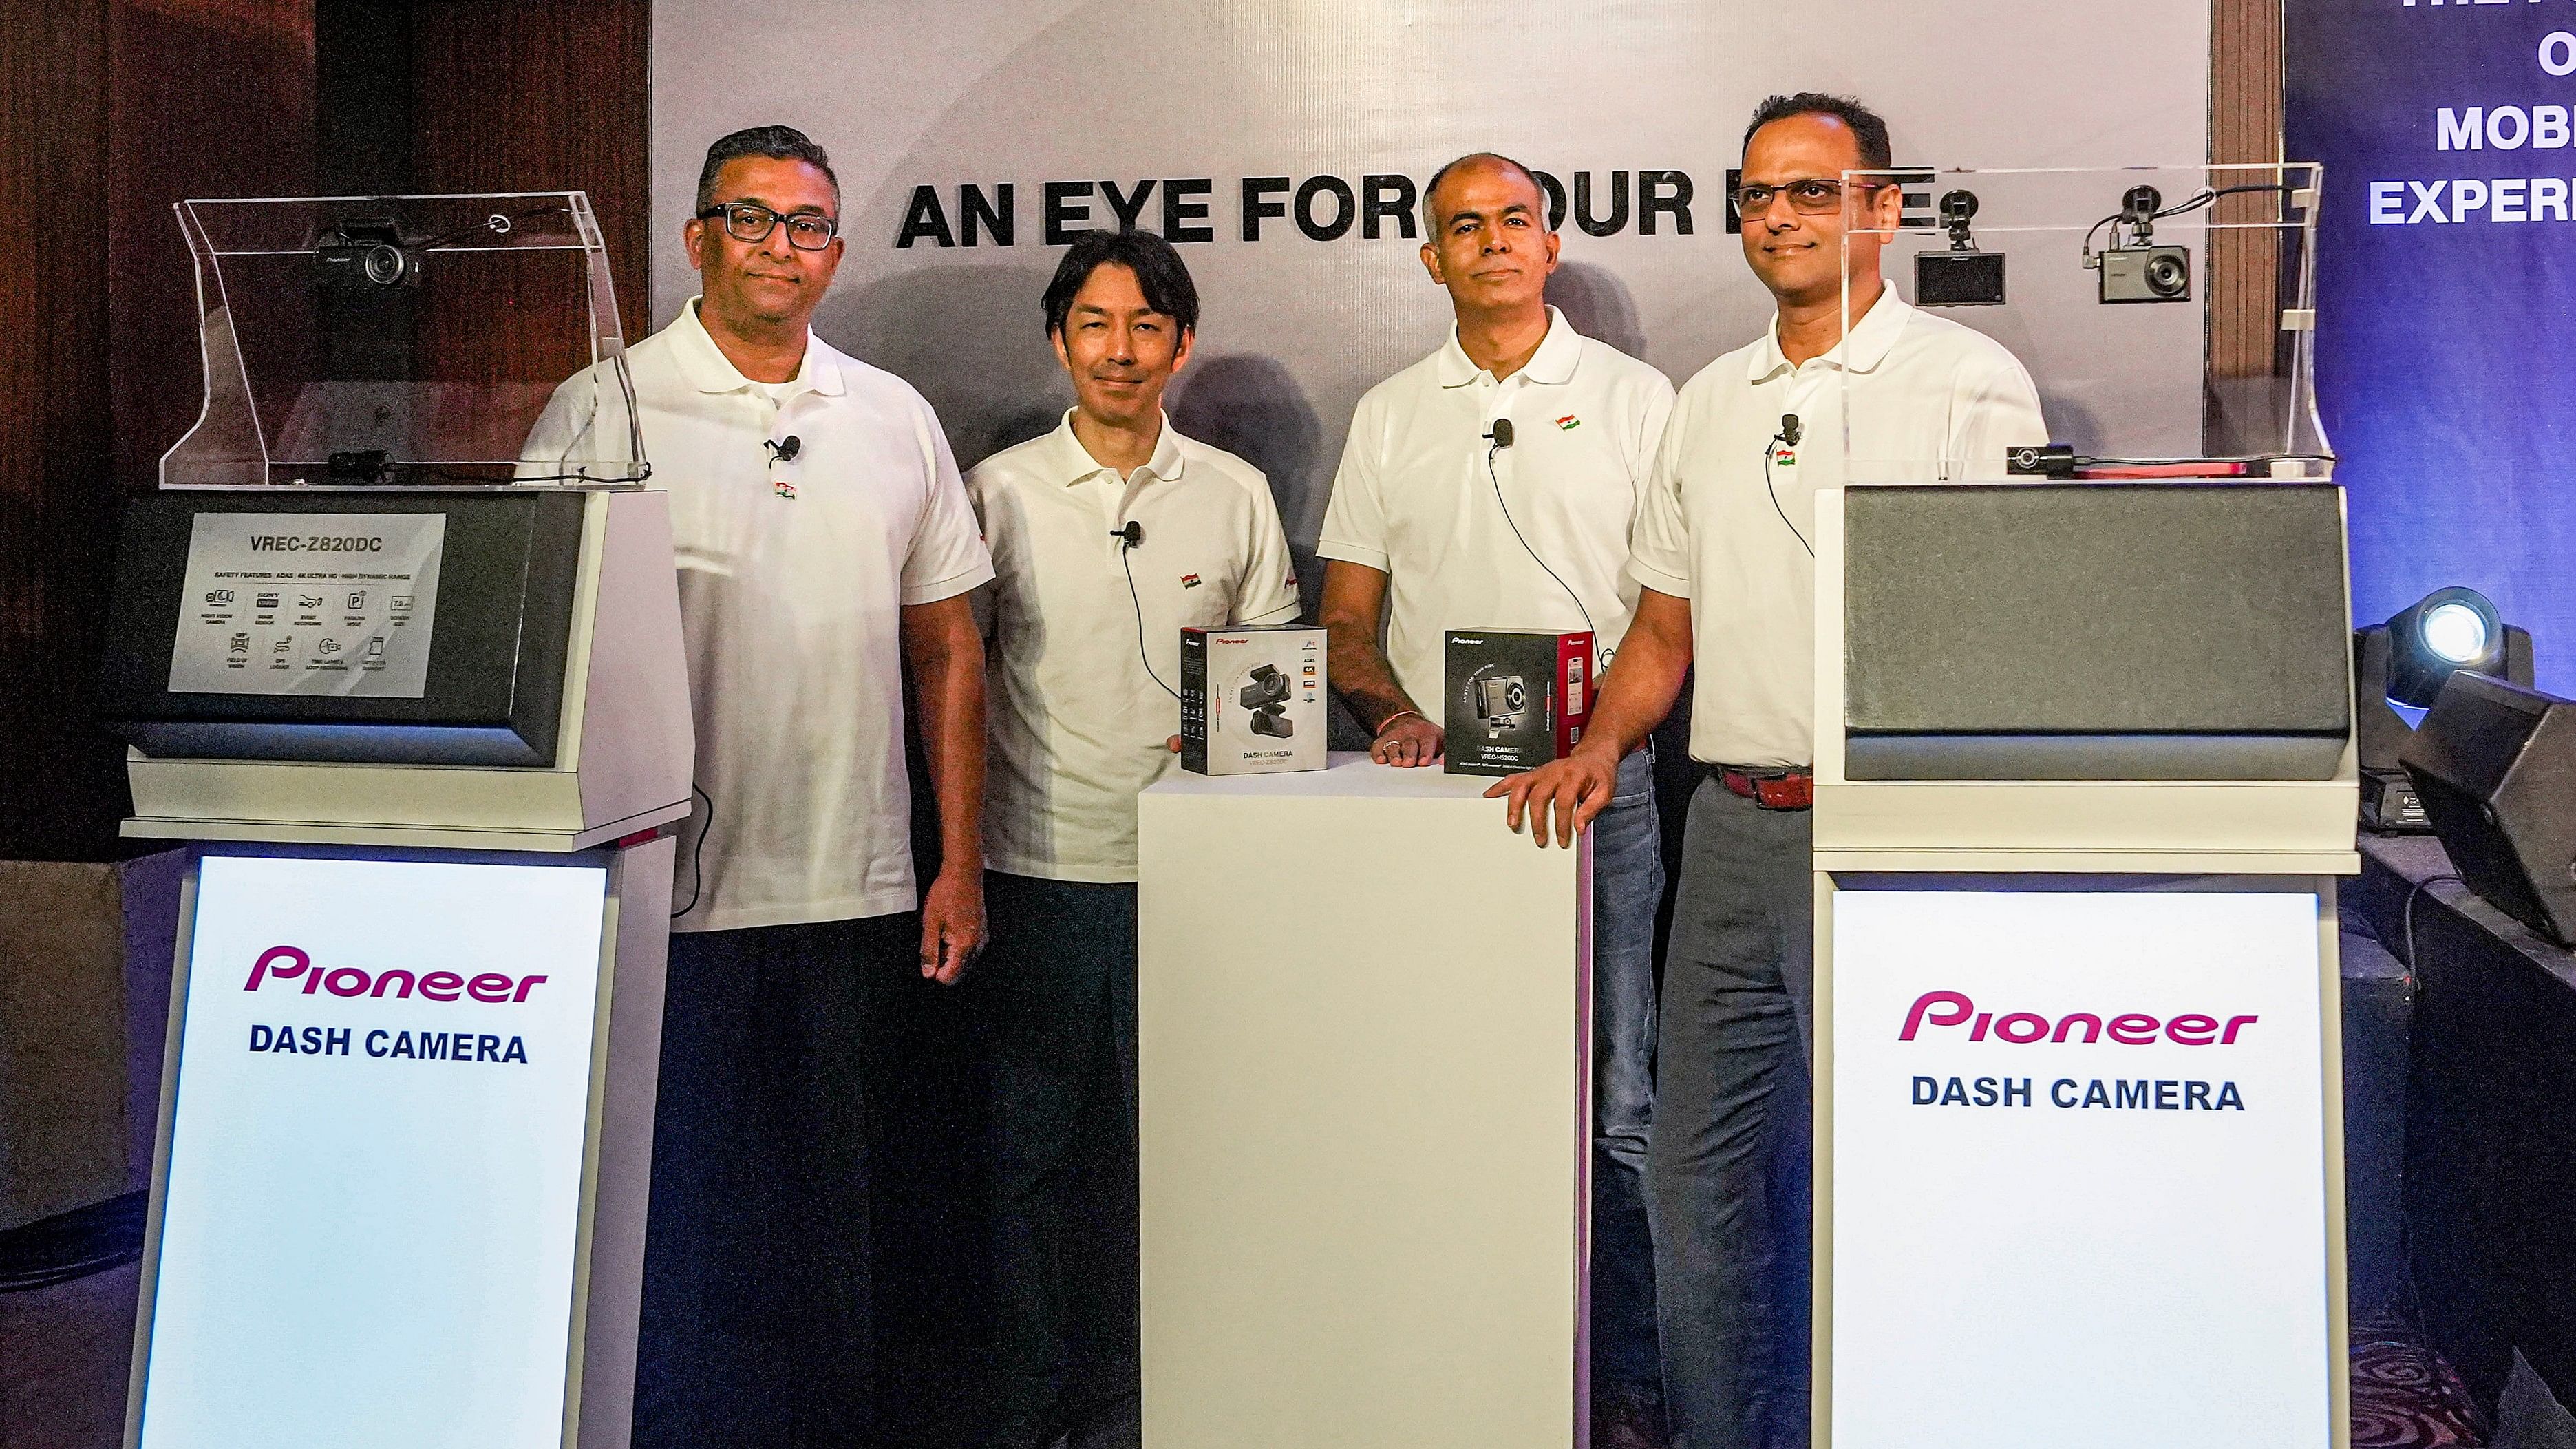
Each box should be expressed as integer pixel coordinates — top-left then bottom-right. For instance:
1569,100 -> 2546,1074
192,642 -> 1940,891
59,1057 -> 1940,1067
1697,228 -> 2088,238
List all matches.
1745,286 -> 1915,383
1436,306 -> 1581,389
668,297 -> 847,398
1044,409 -> 1187,486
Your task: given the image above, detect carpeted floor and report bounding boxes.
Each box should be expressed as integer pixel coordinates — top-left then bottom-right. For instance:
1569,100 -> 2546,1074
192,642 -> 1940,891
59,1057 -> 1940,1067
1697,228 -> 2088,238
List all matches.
2352,1317 -> 2491,1448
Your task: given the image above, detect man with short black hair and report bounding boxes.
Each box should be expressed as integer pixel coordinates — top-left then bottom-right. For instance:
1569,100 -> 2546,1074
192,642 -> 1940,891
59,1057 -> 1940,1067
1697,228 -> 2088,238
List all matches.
968,228 -> 1299,1449
1317,150 -> 1676,1447
526,123 -> 994,1448
1491,95 -> 2044,1448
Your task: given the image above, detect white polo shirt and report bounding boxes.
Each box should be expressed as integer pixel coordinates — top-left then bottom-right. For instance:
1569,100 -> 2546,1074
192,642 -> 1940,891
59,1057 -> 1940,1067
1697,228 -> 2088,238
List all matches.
1628,290 -> 2046,769
969,412 -> 1300,882
1317,308 -> 1675,714
525,299 -> 994,931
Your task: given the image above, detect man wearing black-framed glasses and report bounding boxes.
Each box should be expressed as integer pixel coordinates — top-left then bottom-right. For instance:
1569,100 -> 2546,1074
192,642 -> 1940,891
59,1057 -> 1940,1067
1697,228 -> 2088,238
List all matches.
1492,93 -> 2043,1449
527,123 -> 994,1449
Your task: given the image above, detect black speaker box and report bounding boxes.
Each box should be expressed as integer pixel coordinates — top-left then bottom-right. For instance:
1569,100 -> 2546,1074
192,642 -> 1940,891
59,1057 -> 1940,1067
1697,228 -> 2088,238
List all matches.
2401,672 -> 2576,946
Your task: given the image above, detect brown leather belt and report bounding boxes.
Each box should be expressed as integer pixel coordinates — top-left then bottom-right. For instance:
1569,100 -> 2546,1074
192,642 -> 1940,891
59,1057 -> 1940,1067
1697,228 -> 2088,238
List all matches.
1716,765 -> 1814,812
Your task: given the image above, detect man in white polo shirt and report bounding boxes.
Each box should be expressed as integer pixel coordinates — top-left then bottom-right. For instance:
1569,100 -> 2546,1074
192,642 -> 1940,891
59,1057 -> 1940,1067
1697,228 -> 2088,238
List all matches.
1315,151 -> 1676,1445
1493,96 -> 2045,1449
966,229 -> 1298,1449
524,125 -> 994,1448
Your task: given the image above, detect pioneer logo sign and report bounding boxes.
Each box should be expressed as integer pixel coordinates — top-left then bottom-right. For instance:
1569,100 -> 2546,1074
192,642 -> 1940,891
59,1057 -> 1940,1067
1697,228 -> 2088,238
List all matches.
1899,989 -> 2255,1113
245,944 -> 549,1003
1898,989 -> 2258,1047
239,944 -> 540,1065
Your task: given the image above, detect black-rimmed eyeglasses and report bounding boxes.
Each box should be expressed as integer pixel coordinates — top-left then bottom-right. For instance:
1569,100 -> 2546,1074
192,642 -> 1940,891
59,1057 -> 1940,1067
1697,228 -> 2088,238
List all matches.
1729,178 -> 1888,218
698,202 -> 839,250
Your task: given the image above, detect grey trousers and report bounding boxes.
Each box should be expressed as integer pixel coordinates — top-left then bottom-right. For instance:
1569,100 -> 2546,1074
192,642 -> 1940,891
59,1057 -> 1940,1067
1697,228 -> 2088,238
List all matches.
1648,776 -> 1816,1449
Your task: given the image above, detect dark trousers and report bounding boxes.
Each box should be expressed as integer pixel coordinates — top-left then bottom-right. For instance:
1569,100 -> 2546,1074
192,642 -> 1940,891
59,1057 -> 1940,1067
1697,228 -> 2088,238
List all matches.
632,913 -> 911,1449
975,871 -> 1140,1447
1649,779 -> 1816,1449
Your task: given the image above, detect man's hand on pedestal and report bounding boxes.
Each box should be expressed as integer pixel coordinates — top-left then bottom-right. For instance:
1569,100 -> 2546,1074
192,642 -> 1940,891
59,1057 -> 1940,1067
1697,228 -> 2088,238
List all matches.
1371,711 -> 1445,768
1488,743 -> 1619,848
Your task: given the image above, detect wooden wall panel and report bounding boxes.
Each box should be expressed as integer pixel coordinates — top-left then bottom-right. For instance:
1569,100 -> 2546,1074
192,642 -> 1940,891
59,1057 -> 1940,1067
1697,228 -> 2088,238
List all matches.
2210,0 -> 2286,381
1,0 -> 650,861
110,0 -> 318,491
1,0 -> 121,862
411,0 -> 653,345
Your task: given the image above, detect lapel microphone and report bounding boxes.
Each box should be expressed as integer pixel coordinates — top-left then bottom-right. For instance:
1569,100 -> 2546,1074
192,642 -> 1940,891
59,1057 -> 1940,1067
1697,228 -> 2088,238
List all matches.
765,435 -> 802,463
1114,520 -> 1145,549
1779,414 -> 1802,447
1485,418 -> 1515,449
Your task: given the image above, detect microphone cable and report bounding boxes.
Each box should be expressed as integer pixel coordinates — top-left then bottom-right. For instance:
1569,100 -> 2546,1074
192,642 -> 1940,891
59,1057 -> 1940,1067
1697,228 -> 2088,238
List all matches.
1483,419 -> 1600,664
1115,522 -> 1182,701
1764,412 -> 1813,556
670,782 -> 713,919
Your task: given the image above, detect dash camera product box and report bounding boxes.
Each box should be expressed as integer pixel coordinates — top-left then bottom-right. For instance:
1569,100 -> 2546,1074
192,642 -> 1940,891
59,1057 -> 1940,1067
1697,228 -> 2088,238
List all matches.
1181,624 -> 1327,775
1443,629 -> 1593,776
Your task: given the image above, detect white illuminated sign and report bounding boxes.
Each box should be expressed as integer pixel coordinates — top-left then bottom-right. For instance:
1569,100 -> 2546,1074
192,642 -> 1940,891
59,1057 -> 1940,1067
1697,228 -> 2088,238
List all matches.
1830,890 -> 2330,1449
137,854 -> 608,1449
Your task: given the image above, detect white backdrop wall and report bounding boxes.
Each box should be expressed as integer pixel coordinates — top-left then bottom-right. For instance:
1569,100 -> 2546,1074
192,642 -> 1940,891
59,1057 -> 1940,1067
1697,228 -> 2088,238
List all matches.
650,1 -> 2208,584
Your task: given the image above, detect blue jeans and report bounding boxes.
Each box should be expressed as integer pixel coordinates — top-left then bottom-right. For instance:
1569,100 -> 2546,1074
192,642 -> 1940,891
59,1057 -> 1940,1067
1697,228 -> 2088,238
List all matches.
1590,749 -> 1665,1394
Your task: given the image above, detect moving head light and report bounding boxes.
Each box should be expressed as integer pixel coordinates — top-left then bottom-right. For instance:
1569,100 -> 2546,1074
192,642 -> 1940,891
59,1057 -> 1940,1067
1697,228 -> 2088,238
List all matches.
2355,586 -> 2533,832
2402,672 -> 2576,946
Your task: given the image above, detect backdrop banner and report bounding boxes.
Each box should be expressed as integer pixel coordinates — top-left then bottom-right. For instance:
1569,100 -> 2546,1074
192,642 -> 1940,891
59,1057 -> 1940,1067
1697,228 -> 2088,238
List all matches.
651,0 -> 2208,625
2288,0 -> 2576,695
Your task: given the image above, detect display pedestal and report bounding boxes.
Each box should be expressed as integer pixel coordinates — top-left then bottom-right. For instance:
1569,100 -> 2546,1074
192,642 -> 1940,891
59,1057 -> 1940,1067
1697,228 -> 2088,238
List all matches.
107,488 -> 691,1449
1810,485 -> 2357,1449
1138,754 -> 1588,1448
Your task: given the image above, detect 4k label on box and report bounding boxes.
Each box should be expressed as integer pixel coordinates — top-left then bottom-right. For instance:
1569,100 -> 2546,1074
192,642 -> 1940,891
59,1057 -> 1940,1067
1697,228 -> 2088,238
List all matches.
1443,630 -> 1593,776
1182,625 -> 1327,775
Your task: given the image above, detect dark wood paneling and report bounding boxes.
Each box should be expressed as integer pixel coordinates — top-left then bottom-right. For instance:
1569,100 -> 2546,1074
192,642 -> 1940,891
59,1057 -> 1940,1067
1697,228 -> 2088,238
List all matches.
1,0 -> 121,861
110,0 -> 318,491
2209,0 -> 2285,381
411,0 -> 652,344
0,0 -> 652,861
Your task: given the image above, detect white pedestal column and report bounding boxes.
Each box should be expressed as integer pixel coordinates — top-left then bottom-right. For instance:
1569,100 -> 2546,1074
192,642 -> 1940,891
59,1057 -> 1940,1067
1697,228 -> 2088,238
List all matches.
1138,754 -> 1589,1448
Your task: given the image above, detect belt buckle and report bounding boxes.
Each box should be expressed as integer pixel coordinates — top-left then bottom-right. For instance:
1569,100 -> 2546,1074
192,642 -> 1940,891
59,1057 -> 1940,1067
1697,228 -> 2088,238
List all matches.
1754,775 -> 1807,810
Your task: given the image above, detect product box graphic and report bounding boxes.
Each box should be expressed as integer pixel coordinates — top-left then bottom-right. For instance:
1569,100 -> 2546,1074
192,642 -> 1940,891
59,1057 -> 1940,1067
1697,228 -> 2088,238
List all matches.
1443,629 -> 1593,776
1181,625 -> 1327,775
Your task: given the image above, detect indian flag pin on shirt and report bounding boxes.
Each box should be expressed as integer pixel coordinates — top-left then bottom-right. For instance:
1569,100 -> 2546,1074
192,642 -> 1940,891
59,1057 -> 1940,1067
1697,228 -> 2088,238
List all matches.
1555,414 -> 1581,430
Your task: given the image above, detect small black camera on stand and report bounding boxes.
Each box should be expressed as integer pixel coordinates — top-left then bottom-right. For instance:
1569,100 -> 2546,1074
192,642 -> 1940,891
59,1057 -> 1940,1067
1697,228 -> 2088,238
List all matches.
316,218 -> 421,290
2092,186 -> 2192,304
1914,189 -> 2006,307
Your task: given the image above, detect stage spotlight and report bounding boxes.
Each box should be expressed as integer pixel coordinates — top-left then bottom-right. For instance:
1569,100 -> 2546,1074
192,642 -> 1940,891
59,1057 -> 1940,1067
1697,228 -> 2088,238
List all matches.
2385,586 -> 2509,706
2401,672 -> 2576,946
2354,586 -> 2533,832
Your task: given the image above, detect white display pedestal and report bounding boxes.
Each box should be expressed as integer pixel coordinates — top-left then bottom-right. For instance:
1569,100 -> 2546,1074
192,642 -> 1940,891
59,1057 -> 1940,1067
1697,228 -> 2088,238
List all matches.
1138,754 -> 1590,1448
129,841 -> 670,1449
1810,485 -> 2357,1449
107,489 -> 692,1449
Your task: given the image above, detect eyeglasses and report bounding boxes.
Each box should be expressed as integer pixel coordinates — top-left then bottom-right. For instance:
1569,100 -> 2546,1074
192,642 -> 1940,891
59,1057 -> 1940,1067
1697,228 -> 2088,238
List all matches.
699,202 -> 839,250
1729,178 -> 1886,218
